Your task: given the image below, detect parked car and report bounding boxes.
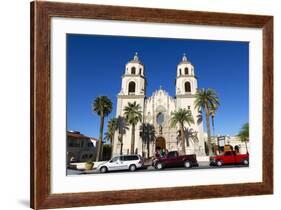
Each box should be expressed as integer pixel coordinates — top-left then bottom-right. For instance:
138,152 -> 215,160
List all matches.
209,151 -> 249,166
97,155 -> 144,173
152,151 -> 198,170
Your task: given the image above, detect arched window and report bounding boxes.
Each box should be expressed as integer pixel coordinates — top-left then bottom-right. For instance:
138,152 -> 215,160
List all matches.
131,67 -> 136,75
185,82 -> 191,93
185,67 -> 189,75
156,112 -> 165,126
128,81 -> 136,94
139,68 -> 142,75
179,68 -> 181,75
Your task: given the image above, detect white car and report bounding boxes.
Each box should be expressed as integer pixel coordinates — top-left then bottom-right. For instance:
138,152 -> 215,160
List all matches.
97,155 -> 144,173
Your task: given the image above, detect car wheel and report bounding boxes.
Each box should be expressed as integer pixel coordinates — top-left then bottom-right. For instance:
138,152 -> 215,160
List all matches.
216,160 -> 223,167
184,161 -> 191,168
155,162 -> 163,170
243,159 -> 249,165
100,166 -> 108,173
129,164 -> 136,171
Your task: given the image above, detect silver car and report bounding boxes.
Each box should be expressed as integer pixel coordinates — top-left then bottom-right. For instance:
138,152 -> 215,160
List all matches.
97,155 -> 144,173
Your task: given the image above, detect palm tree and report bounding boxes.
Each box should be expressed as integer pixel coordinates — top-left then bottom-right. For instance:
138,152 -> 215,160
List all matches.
116,116 -> 129,155
210,107 -> 217,136
92,96 -> 113,162
194,88 -> 219,156
170,108 -> 194,155
123,102 -> 142,154
104,117 -> 118,157
237,123 -> 249,154
140,123 -> 156,158
104,132 -> 111,144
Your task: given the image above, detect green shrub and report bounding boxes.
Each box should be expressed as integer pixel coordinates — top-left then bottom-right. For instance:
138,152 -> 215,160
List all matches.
85,161 -> 94,170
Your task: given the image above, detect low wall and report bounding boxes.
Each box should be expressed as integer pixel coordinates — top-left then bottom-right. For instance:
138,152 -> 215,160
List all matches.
69,161 -> 106,170
197,156 -> 209,162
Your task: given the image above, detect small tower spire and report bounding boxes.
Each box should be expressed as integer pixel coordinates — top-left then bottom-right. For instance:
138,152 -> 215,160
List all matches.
134,52 -> 139,61
182,53 -> 187,62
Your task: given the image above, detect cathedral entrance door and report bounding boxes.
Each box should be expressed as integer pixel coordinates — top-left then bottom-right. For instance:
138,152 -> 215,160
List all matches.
155,137 -> 166,151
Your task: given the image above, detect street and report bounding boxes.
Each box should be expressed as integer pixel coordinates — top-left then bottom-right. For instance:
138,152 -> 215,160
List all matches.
67,161 -> 249,176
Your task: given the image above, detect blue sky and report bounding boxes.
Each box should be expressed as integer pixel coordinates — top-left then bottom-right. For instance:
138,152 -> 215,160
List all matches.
67,34 -> 249,138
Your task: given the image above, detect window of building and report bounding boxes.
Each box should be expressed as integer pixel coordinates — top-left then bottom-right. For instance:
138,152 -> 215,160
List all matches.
156,112 -> 164,126
68,139 -> 80,147
139,68 -> 142,75
88,142 -> 93,147
185,81 -> 191,92
187,106 -> 191,109
185,67 -> 189,75
128,81 -> 136,94
179,68 -> 181,75
131,67 -> 136,75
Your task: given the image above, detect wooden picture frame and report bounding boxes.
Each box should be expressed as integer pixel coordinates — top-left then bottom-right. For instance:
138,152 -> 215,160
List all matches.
30,1 -> 273,209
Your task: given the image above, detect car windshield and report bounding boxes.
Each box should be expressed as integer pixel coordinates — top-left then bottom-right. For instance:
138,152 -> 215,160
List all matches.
110,157 -> 119,162
168,152 -> 177,157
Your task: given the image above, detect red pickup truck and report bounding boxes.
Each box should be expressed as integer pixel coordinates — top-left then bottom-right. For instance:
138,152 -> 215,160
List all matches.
152,151 -> 198,170
209,151 -> 249,166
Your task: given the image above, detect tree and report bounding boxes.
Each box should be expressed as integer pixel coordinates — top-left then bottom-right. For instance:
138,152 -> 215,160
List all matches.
140,123 -> 156,158
237,123 -> 249,154
104,132 -> 111,145
123,102 -> 142,154
92,96 -> 113,162
210,107 -> 217,136
104,117 -> 118,157
194,88 -> 219,156
170,108 -> 194,155
104,117 -> 118,155
116,116 -> 129,155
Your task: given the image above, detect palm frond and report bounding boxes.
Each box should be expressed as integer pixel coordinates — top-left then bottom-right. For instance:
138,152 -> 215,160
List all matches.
92,96 -> 113,117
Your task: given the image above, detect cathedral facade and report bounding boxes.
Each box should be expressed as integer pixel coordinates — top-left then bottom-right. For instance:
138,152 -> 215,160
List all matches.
113,53 -> 206,157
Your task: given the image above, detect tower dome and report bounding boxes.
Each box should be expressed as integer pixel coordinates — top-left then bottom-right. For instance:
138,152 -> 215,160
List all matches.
177,53 -> 195,77
180,53 -> 189,64
127,52 -> 143,65
125,52 -> 145,77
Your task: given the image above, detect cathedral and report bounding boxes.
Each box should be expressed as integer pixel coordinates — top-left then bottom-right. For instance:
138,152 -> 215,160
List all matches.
112,53 -> 206,157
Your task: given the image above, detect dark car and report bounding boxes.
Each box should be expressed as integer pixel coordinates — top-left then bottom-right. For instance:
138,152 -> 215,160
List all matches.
152,151 -> 198,170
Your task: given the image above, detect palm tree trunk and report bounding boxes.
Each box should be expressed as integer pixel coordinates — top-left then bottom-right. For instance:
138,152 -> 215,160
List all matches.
120,140 -> 123,155
131,125 -> 135,154
96,115 -> 104,162
100,142 -> 104,160
205,107 -> 213,156
118,134 -> 123,155
211,115 -> 215,136
147,140 -> 150,158
245,141 -> 248,154
110,137 -> 114,158
180,123 -> 186,155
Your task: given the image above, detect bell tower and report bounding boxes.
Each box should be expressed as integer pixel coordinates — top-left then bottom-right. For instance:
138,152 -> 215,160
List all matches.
114,53 -> 146,156
118,52 -> 146,98
175,53 -> 205,154
175,53 -> 197,96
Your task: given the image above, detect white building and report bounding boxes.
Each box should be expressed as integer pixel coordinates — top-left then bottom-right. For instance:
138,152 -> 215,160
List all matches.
113,53 -> 206,158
